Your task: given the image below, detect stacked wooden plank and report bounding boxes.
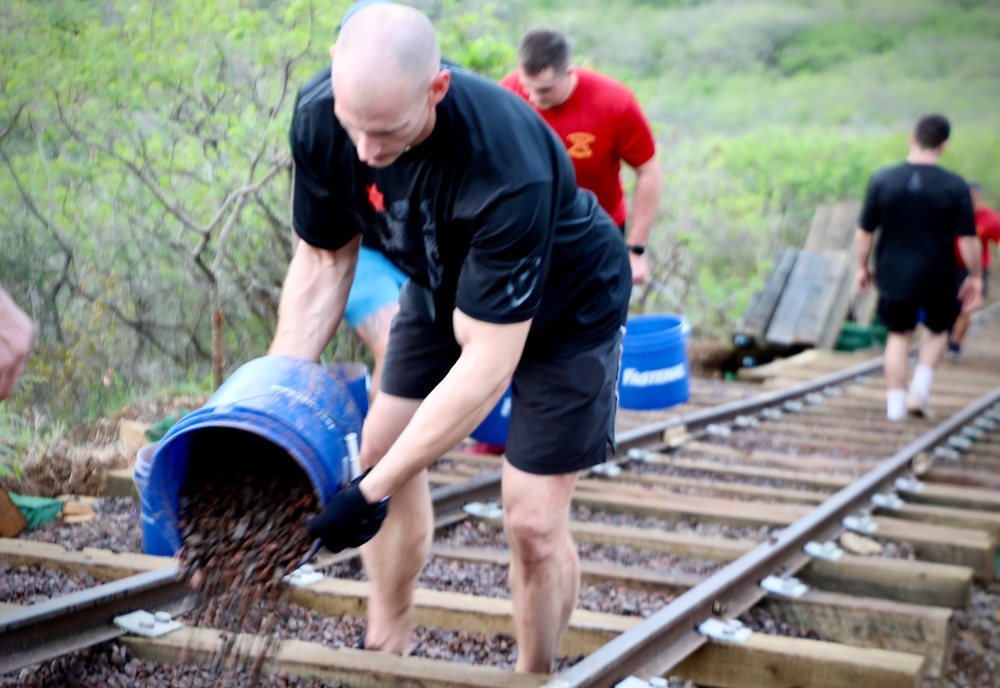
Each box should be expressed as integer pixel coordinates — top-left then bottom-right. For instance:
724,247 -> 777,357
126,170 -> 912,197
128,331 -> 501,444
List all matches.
734,200 -> 877,351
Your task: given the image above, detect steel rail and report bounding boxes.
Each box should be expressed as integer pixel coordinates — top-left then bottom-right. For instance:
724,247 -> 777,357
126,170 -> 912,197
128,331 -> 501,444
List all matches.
0,565 -> 195,674
5,301 -> 997,676
546,384 -> 1000,688
436,298 -> 1000,511
432,353 -> 888,513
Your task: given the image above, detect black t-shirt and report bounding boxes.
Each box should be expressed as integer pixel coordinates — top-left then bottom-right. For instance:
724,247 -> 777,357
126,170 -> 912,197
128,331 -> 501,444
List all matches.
858,162 -> 975,300
289,66 -> 631,354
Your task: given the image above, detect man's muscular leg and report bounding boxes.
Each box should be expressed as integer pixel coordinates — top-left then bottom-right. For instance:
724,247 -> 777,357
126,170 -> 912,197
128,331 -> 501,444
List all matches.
502,461 -> 580,673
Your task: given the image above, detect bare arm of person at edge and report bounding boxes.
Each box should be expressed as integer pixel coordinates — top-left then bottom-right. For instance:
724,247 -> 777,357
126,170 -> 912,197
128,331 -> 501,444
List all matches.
956,234 -> 983,314
269,235 -> 361,359
626,155 -> 662,285
854,228 -> 875,293
358,312 -> 530,503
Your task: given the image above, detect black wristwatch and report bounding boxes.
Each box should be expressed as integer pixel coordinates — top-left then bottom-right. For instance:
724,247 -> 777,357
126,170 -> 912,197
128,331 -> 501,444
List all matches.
626,244 -> 646,256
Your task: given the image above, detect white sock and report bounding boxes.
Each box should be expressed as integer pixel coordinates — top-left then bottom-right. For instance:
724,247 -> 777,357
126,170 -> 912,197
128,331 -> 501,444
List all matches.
887,388 -> 906,421
909,364 -> 934,400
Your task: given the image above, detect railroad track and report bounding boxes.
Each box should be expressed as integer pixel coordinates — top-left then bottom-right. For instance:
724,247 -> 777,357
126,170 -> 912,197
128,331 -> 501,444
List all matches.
2,308 -> 999,687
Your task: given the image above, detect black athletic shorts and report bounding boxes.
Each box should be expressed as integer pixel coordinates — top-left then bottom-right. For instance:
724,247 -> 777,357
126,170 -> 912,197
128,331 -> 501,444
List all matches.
878,285 -> 960,334
380,282 -> 624,475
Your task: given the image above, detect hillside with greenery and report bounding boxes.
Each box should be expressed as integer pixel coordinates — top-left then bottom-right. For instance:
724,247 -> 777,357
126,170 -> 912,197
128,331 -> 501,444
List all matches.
1,0 -> 998,435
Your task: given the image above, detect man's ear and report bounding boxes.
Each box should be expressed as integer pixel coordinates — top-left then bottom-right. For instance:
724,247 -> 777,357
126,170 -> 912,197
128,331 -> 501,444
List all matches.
430,69 -> 451,105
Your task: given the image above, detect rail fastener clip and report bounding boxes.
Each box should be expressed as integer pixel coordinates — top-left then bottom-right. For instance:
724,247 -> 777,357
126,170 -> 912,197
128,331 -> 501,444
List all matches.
462,501 -> 503,521
870,493 -> 904,511
842,514 -> 878,535
760,407 -> 783,421
591,462 -> 623,478
113,610 -> 183,638
804,540 -> 844,561
698,618 -> 753,644
947,435 -> 973,452
895,476 -> 925,494
283,564 -> 324,588
760,575 -> 809,598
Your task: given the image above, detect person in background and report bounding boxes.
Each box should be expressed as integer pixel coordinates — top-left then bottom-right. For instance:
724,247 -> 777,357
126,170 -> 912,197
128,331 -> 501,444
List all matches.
276,4 -> 630,673
0,285 -> 34,401
855,114 -> 981,421
500,29 -> 661,285
948,181 -> 1000,359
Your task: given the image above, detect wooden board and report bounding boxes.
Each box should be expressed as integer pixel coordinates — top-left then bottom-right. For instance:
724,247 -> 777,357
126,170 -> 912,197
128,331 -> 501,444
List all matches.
674,632 -> 924,688
124,626 -> 549,688
762,590 -> 952,678
818,251 -> 858,349
0,539 -> 173,580
804,201 -> 861,253
288,578 -> 636,657
766,250 -> 852,348
734,247 -> 800,347
569,520 -> 755,562
799,554 -> 972,609
872,515 -> 996,579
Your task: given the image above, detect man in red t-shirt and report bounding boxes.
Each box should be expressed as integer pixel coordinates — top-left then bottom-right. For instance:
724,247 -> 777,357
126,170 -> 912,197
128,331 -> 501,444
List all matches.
950,181 -> 1000,356
500,29 -> 661,285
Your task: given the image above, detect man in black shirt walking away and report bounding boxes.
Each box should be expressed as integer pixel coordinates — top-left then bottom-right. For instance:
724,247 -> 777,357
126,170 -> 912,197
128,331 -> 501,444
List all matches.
855,114 -> 982,421
272,3 -> 630,673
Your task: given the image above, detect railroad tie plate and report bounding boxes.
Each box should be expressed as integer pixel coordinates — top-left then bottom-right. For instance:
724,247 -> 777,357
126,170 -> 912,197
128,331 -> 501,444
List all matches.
804,540 -> 844,561
283,564 -> 324,588
113,610 -> 183,638
698,618 -> 753,644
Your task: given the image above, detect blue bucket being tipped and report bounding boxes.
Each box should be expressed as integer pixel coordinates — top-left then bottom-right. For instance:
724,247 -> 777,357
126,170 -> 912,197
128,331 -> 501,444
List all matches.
618,314 -> 691,410
142,356 -> 366,558
470,386 -> 512,446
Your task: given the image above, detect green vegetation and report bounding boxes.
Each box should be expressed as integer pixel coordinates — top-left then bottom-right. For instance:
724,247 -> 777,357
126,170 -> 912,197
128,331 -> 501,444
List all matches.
1,0 -> 998,426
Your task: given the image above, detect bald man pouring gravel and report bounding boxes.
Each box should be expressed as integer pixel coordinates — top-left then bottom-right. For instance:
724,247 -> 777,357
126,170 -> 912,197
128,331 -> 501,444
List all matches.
271,4 -> 630,672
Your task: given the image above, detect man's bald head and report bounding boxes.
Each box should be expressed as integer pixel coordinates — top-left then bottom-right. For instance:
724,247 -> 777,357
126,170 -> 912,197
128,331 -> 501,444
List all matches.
335,4 -> 440,103
331,4 -> 449,168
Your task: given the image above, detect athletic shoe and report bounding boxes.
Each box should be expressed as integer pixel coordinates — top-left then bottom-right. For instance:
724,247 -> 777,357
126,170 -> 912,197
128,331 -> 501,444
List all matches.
906,393 -> 933,419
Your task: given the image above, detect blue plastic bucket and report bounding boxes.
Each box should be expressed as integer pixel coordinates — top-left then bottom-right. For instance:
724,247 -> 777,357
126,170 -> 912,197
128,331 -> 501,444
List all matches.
470,386 -> 512,446
134,443 -> 175,556
145,356 -> 365,558
618,314 -> 691,410
327,361 -> 370,423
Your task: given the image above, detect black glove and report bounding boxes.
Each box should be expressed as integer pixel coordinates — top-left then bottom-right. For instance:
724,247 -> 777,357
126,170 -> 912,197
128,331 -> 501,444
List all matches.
307,472 -> 389,553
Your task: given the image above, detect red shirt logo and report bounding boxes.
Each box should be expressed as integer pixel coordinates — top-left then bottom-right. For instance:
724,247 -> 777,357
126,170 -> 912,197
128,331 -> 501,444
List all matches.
565,132 -> 596,159
367,183 -> 386,212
